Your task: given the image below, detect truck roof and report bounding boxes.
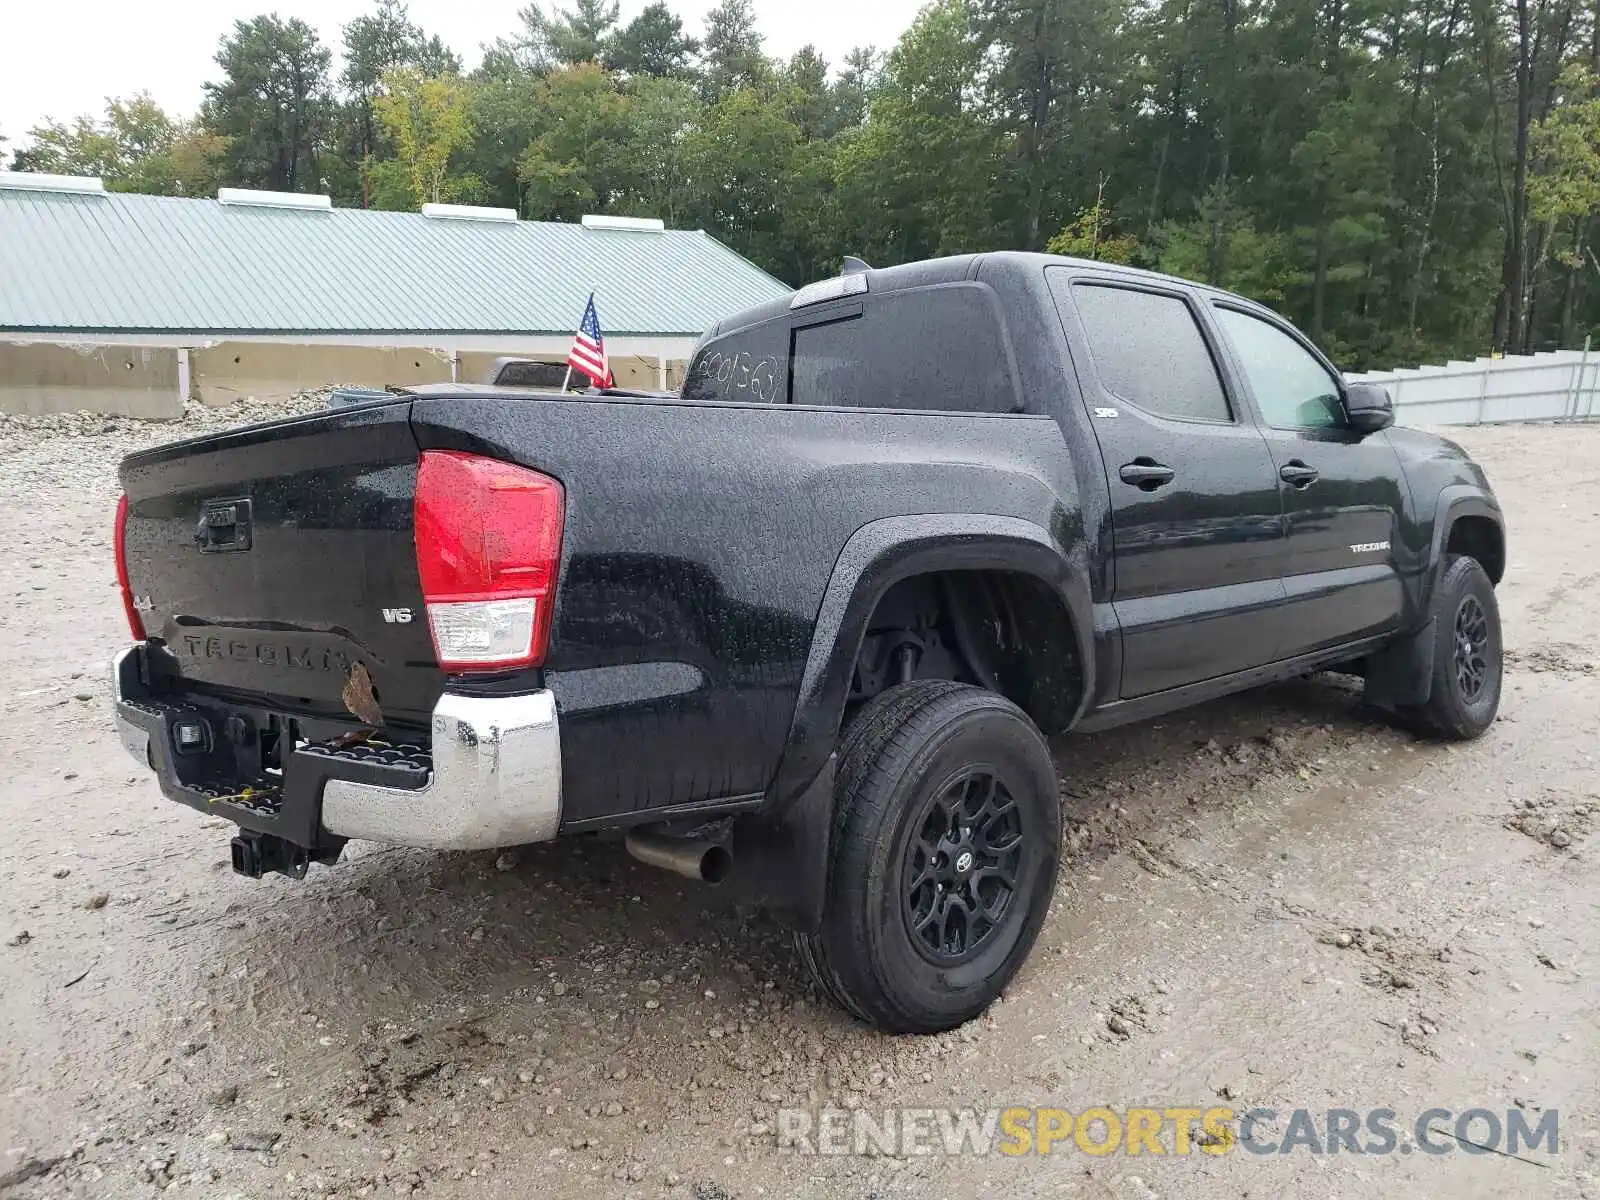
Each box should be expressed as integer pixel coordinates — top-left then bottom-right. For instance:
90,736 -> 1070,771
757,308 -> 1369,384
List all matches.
704,251 -> 1271,342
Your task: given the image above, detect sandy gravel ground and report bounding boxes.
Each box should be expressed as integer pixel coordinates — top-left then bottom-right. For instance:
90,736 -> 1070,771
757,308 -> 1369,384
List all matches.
0,409 -> 1596,1199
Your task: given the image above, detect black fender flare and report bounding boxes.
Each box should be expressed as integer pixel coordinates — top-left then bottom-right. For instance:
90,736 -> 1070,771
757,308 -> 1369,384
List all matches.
766,513 -> 1094,806
1424,488 -> 1504,608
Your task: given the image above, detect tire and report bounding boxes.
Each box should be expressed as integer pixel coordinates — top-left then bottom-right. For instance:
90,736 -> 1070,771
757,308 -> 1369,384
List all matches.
797,681 -> 1061,1033
1401,554 -> 1503,740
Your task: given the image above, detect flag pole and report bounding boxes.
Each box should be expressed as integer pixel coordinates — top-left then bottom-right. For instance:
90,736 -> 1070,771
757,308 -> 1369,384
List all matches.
562,291 -> 596,392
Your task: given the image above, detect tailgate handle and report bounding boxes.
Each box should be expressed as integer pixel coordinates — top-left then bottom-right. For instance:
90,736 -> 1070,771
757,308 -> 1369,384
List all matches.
196,498 -> 252,553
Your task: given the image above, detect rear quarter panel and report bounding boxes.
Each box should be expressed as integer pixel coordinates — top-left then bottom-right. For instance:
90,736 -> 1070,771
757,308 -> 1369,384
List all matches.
409,394 -> 1080,825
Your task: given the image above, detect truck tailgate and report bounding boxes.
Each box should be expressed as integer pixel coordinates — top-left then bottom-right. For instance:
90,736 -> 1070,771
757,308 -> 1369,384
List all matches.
119,400 -> 443,730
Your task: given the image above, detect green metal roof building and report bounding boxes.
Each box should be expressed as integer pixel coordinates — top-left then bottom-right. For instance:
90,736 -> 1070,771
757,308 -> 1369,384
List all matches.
0,173 -> 791,370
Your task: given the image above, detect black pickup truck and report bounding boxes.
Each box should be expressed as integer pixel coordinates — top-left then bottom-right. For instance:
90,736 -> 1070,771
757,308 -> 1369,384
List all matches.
112,252 -> 1506,1033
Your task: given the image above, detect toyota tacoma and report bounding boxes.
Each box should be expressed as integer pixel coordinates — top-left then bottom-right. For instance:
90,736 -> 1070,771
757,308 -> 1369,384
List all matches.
111,252 -> 1506,1033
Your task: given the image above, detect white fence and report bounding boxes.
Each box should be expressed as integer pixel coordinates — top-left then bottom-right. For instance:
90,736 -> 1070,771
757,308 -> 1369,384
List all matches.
1346,345 -> 1600,427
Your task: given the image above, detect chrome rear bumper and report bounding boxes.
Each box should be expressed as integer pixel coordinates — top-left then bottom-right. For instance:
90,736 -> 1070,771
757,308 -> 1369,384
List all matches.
321,690 -> 561,848
111,645 -> 562,851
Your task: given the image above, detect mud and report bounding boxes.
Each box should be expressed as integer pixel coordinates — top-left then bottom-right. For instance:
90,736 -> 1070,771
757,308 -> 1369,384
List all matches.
1,416 -> 1597,1198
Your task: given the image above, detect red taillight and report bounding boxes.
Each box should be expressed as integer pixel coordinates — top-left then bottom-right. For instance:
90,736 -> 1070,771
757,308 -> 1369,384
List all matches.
414,451 -> 565,673
115,494 -> 146,641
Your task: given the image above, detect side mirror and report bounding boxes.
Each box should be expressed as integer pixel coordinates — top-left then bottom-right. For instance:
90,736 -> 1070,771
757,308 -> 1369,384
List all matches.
1344,382 -> 1395,434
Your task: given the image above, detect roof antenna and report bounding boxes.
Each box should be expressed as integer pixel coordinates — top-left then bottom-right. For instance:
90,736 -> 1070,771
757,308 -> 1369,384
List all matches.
841,256 -> 872,275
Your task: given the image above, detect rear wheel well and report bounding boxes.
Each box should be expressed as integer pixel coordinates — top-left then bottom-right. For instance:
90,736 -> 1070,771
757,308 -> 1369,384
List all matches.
1446,515 -> 1504,585
848,570 -> 1084,736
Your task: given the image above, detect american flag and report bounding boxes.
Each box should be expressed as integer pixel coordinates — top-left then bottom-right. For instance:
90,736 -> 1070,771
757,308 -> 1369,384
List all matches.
567,293 -> 613,388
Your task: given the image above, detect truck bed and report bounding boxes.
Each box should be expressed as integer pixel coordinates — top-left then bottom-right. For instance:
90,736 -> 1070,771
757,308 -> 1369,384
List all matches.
119,385 -> 1074,828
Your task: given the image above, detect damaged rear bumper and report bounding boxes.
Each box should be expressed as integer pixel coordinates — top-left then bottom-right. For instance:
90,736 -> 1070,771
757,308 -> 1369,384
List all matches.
111,645 -> 562,852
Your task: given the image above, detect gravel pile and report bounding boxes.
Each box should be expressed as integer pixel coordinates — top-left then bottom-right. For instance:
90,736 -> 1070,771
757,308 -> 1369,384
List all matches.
0,388 -> 334,454
0,389 -> 339,489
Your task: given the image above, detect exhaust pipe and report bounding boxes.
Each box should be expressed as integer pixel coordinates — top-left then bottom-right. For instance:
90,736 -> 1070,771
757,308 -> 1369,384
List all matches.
624,830 -> 732,884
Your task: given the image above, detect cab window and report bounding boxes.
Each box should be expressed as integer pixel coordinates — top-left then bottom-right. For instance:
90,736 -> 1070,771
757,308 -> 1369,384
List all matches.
682,325 -> 787,404
1213,307 -> 1346,430
789,284 -> 1021,414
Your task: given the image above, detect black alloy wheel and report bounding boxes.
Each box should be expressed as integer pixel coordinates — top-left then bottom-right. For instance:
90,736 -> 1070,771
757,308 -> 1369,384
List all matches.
1453,593 -> 1491,703
902,770 -> 1024,965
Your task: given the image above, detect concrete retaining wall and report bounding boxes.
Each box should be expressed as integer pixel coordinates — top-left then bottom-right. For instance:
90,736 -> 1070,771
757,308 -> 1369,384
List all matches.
189,342 -> 454,406
0,342 -> 184,418
0,339 -> 693,416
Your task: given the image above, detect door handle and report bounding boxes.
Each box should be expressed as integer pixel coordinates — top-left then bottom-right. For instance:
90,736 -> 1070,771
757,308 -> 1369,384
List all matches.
1119,459 -> 1176,491
1279,461 -> 1319,489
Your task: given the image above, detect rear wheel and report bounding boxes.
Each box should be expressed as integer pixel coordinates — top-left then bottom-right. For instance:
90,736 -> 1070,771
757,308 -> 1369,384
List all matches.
1399,554 -> 1503,740
797,682 -> 1060,1033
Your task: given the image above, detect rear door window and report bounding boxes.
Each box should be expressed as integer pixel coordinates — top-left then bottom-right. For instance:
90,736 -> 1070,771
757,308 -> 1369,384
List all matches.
790,284 -> 1021,413
1055,278 -> 1232,423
